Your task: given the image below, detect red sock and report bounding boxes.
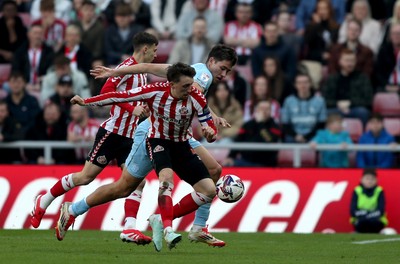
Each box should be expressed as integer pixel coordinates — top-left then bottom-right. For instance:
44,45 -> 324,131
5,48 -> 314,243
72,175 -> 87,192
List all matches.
158,195 -> 173,228
124,199 -> 140,218
173,193 -> 200,219
49,180 -> 66,197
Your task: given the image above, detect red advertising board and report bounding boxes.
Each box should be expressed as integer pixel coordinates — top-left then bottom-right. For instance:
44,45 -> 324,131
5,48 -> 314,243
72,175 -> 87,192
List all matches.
0,165 -> 399,233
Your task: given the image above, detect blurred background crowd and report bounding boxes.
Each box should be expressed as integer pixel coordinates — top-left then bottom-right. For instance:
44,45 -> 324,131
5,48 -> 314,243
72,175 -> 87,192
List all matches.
0,0 -> 399,168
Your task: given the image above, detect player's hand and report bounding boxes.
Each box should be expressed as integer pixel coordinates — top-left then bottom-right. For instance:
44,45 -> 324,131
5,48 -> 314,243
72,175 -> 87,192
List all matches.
214,116 -> 231,128
202,127 -> 217,143
132,105 -> 147,117
90,66 -> 114,79
70,95 -> 85,106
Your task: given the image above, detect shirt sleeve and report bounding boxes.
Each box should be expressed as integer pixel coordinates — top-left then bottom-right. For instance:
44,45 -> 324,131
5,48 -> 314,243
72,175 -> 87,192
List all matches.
191,89 -> 217,135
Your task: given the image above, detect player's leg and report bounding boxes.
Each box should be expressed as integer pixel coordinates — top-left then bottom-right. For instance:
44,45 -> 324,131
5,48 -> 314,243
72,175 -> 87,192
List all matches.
31,127 -> 114,228
55,166 -> 145,241
189,140 -> 226,246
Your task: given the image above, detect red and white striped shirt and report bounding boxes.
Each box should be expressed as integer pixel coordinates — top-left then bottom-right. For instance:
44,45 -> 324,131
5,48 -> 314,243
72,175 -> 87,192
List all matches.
84,82 -> 217,142
99,57 -> 147,138
32,18 -> 66,50
224,20 -> 262,56
68,118 -> 99,159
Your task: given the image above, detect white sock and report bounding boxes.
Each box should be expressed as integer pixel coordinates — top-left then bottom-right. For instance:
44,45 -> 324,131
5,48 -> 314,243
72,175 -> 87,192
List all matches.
40,192 -> 55,209
191,224 -> 203,232
164,226 -> 173,235
124,217 -> 137,230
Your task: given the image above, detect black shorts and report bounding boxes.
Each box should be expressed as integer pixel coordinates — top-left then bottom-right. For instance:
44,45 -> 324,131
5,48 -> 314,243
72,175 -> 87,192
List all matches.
86,127 -> 133,168
146,138 -> 210,186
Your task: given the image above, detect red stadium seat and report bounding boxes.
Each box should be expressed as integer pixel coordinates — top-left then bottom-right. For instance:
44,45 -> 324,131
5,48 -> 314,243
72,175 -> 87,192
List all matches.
278,149 -> 316,167
235,64 -> 253,83
208,148 -> 230,163
383,118 -> 400,136
0,64 -> 11,87
153,40 -> 175,63
342,118 -> 363,142
19,13 -> 32,27
373,92 -> 400,117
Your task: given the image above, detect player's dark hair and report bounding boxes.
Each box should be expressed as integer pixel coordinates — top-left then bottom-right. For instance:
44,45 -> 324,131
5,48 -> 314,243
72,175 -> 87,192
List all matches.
132,32 -> 159,50
9,71 -> 26,82
167,63 -> 196,83
206,44 -> 238,66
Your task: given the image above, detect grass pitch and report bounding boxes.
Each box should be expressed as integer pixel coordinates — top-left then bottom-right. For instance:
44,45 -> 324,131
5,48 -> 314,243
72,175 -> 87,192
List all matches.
0,230 -> 399,264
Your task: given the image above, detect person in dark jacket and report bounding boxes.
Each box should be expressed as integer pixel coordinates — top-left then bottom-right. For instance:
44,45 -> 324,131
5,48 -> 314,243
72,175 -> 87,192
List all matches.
0,99 -> 24,163
222,100 -> 281,167
350,168 -> 388,233
357,113 -> 396,168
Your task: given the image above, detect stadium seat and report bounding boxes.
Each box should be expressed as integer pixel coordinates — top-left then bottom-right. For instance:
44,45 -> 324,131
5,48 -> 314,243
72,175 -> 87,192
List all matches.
235,64 -> 253,83
0,88 -> 7,99
278,149 -> 316,167
373,92 -> 400,117
0,64 -> 11,87
208,148 -> 230,163
19,13 -> 32,27
342,118 -> 363,142
153,40 -> 175,63
383,118 -> 400,136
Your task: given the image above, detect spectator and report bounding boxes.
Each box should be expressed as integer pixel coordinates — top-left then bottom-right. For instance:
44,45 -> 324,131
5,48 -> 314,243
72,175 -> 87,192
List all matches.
104,2 -> 145,65
0,0 -> 27,63
303,0 -> 339,65
224,0 -> 277,26
346,0 -> 391,21
68,104 -> 99,163
338,0 -> 381,54
41,55 -> 90,105
310,113 -> 353,168
48,74 -> 74,118
244,75 -> 280,124
350,168 -> 388,233
323,49 -> 372,125
380,0 -> 400,45
276,10 -> 302,57
295,0 -> 345,35
207,81 -> 243,143
357,113 -> 396,168
262,56 -> 293,105
30,0 -> 73,24
5,72 -> 41,136
223,100 -> 281,167
31,0 -> 67,52
328,18 -> 374,78
251,21 -> 297,81
150,0 -> 187,39
225,69 -> 248,108
103,0 -> 151,29
168,16 -> 213,65
223,2 -> 262,65
176,0 -> 224,44
0,99 -> 24,163
25,102 -> 75,164
11,24 -> 54,94
72,0 -> 105,63
57,24 -> 93,77
375,23 -> 400,93
281,73 -> 326,143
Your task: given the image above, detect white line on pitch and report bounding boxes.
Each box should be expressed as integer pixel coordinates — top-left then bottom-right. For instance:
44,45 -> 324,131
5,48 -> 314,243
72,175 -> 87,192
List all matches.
352,238 -> 400,244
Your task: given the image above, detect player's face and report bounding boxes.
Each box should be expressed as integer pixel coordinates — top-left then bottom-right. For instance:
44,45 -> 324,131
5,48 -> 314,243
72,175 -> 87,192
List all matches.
144,44 -> 158,63
207,58 -> 233,82
171,76 -> 194,100
361,174 -> 377,189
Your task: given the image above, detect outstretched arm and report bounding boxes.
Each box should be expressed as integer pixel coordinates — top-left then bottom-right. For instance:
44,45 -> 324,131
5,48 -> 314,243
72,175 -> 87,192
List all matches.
90,63 -> 170,79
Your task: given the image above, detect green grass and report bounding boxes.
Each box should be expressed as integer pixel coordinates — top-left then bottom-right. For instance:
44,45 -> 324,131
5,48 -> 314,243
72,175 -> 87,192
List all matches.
0,230 -> 399,264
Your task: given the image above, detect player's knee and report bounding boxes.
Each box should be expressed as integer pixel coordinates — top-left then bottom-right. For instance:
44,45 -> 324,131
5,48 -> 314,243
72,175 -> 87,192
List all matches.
208,163 -> 222,183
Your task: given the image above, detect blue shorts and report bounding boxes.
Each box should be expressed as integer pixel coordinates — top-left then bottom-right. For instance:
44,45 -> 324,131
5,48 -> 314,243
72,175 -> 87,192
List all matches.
125,119 -> 203,179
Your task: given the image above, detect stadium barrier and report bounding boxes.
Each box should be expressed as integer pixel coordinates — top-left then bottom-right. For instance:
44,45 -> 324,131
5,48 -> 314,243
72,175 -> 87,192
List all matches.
0,141 -> 399,167
0,166 -> 399,233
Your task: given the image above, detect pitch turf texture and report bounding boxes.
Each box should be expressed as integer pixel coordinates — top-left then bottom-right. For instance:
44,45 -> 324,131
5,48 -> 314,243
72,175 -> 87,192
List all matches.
0,230 -> 399,264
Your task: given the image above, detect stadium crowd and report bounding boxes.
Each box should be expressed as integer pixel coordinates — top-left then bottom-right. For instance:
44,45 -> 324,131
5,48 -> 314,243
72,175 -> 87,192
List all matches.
0,0 -> 399,168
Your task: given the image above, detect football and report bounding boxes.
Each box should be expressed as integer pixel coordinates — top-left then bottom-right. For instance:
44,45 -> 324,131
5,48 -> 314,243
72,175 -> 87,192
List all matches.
216,174 -> 245,203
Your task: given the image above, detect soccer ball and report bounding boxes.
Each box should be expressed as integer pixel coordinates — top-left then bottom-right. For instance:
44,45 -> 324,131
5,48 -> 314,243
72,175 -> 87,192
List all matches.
216,174 -> 245,203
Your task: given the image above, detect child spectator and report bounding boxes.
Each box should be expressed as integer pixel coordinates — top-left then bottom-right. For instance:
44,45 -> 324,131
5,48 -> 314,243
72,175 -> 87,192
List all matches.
357,113 -> 396,168
350,168 -> 388,233
281,73 -> 326,143
223,100 -> 281,167
244,75 -> 280,124
310,113 -> 353,168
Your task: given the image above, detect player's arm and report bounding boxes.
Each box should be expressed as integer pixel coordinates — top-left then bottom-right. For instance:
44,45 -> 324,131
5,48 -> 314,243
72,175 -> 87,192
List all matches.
91,63 -> 170,79
192,91 -> 218,143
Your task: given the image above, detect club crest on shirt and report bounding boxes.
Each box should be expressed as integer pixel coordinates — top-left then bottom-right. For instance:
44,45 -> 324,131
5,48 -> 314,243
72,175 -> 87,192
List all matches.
97,155 -> 107,165
200,73 -> 210,83
154,145 -> 165,153
179,107 -> 189,115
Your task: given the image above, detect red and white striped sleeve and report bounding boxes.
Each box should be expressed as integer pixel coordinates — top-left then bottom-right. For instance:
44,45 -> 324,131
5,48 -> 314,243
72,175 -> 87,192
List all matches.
190,88 -> 217,134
